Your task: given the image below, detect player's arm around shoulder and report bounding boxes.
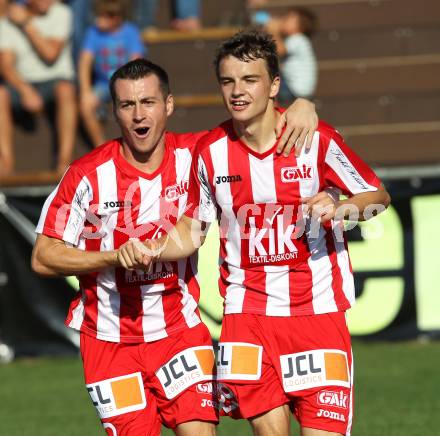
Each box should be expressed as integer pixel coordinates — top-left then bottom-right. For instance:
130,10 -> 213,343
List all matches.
31,234 -> 119,277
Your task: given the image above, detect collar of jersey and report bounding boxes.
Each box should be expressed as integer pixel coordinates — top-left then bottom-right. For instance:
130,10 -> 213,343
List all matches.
113,136 -> 171,180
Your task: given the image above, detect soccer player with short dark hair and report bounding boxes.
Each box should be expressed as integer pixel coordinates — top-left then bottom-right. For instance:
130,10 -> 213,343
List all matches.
32,56 -> 318,435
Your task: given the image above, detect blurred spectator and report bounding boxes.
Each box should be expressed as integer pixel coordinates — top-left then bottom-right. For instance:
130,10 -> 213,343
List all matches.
134,0 -> 201,31
266,7 -> 318,105
69,0 -> 94,65
0,0 -> 76,175
78,0 -> 145,148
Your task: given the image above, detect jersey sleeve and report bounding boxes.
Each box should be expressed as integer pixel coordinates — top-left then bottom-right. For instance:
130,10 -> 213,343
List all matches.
35,165 -> 93,246
81,26 -> 98,54
322,130 -> 382,196
49,4 -> 72,40
185,149 -> 217,223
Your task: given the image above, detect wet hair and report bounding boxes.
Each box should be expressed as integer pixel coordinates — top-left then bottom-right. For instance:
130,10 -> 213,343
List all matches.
287,7 -> 318,37
214,29 -> 279,81
109,58 -> 171,103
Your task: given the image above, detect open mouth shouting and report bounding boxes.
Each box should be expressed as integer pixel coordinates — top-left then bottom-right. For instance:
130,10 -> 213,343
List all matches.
133,127 -> 150,138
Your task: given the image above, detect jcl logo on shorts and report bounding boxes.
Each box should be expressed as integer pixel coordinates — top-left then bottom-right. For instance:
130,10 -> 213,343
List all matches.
86,372 -> 146,419
217,342 -> 262,381
280,349 -> 350,392
156,346 -> 214,399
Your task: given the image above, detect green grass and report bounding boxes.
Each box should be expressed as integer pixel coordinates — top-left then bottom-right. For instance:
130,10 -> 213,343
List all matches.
1,341 -> 439,435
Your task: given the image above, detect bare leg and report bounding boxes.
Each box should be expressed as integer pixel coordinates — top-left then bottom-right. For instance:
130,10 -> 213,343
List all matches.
80,95 -> 106,148
174,420 -> 216,436
249,404 -> 291,436
0,86 -> 14,175
54,80 -> 77,174
301,427 -> 343,436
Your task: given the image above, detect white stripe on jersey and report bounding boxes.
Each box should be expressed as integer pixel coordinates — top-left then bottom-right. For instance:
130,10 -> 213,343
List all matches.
249,154 -> 291,315
68,297 -> 85,330
265,265 -> 290,316
96,160 -> 121,341
299,134 -> 338,314
210,137 -> 246,311
175,147 -> 192,218
141,282 -> 166,342
36,183 -> 59,234
178,258 -> 200,328
249,154 -> 276,204
138,177 -> 162,224
332,221 -> 355,306
325,139 -> 378,194
63,176 -> 93,245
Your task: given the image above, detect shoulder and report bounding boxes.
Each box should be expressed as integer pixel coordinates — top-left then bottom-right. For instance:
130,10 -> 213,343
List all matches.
69,139 -> 119,177
49,2 -> 71,19
193,121 -> 231,156
121,22 -> 141,36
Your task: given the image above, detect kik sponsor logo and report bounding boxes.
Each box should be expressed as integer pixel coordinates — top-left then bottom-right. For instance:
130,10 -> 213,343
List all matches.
165,181 -> 189,202
280,349 -> 350,392
242,204 -> 307,266
215,174 -> 242,184
125,261 -> 174,283
86,372 -> 146,419
217,342 -> 262,381
156,347 -> 214,399
281,165 -> 313,183
317,390 -> 348,409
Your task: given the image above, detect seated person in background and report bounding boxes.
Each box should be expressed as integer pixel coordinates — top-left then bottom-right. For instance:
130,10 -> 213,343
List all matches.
266,7 -> 318,105
79,0 -> 145,148
134,0 -> 201,32
0,0 -> 76,176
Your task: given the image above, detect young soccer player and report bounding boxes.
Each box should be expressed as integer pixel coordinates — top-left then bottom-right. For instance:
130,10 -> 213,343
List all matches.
124,31 -> 391,436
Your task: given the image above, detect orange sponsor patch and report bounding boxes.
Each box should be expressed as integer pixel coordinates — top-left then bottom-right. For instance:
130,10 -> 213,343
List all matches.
111,375 -> 143,409
194,348 -> 215,375
231,345 -> 260,375
324,352 -> 349,382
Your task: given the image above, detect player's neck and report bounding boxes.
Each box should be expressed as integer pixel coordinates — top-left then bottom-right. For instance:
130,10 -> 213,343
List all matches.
120,136 -> 166,174
232,103 -> 279,153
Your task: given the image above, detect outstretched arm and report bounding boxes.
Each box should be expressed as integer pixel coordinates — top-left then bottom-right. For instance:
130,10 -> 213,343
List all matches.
32,234 -> 119,277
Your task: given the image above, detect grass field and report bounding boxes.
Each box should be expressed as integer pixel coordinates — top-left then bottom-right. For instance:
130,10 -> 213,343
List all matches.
1,340 -> 439,436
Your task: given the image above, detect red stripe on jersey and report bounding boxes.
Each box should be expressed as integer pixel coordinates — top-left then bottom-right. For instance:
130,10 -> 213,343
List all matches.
324,224 -> 350,311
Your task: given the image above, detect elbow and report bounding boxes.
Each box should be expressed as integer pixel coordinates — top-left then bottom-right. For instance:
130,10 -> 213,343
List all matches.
31,249 -> 56,277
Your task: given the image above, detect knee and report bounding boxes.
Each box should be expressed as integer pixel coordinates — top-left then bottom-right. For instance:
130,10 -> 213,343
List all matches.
55,81 -> 75,101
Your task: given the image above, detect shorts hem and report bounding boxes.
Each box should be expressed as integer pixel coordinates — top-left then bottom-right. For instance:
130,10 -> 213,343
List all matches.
232,399 -> 290,420
300,419 -> 348,435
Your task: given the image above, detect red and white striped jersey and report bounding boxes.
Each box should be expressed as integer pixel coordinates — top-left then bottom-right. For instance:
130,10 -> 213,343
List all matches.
185,120 -> 382,316
36,132 -> 208,343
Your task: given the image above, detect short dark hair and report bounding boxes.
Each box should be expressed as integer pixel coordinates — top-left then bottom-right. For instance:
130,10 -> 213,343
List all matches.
94,0 -> 125,19
214,30 -> 279,81
287,7 -> 318,37
109,58 -> 171,103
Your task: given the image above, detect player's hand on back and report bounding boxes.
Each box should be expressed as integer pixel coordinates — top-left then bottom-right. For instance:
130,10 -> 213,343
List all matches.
276,97 -> 318,157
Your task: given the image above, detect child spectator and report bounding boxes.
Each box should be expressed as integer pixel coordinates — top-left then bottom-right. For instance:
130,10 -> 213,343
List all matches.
266,7 -> 318,105
79,0 -> 145,147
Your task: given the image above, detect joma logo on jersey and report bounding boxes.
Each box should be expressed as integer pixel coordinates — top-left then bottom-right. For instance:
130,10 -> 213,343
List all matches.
317,390 -> 348,409
103,200 -> 132,209
215,175 -> 242,184
156,347 -> 214,399
281,165 -> 313,182
86,373 -> 146,419
165,181 -> 189,202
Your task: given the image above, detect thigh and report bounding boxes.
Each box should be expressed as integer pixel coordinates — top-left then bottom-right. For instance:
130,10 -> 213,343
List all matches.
217,314 -> 289,420
147,323 -> 218,430
278,313 -> 353,435
80,333 -> 161,436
